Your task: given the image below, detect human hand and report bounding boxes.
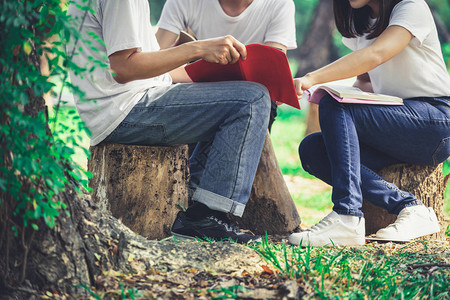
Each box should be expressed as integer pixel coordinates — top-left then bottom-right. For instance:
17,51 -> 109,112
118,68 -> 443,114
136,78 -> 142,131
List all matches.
198,35 -> 247,65
294,76 -> 314,98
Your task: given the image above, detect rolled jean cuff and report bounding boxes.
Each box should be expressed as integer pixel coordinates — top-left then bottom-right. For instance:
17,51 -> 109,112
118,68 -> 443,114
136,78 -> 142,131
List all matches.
192,187 -> 245,217
333,209 -> 364,218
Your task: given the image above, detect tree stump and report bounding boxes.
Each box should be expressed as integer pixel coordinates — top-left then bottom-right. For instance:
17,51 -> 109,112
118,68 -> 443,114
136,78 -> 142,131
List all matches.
232,132 -> 302,234
362,163 -> 448,240
304,103 -> 321,137
88,143 -> 189,240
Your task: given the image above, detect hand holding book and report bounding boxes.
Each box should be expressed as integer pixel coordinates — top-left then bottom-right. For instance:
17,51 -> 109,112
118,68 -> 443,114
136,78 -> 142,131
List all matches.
185,44 -> 301,109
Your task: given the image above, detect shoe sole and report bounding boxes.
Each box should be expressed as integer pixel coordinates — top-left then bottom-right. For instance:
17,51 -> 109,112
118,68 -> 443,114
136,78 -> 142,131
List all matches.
171,232 -> 262,244
289,236 -> 365,247
171,232 -> 199,242
376,226 -> 440,241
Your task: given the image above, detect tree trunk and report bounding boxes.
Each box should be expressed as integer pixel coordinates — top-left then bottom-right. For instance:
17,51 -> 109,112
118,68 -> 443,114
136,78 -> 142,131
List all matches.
88,143 -> 189,240
304,103 -> 320,137
1,191 -> 270,299
231,132 -> 301,234
293,0 -> 336,77
362,164 -> 448,240
293,0 -> 336,136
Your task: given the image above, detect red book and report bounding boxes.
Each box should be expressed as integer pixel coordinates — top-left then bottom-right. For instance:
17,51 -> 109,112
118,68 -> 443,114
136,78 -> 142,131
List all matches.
185,44 -> 300,110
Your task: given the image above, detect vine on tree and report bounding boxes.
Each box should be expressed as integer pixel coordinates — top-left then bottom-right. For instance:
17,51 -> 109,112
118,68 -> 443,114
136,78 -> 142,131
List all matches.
0,0 -> 102,253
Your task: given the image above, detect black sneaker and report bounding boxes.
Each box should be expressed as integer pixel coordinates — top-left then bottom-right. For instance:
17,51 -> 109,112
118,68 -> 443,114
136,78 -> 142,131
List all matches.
171,211 -> 261,244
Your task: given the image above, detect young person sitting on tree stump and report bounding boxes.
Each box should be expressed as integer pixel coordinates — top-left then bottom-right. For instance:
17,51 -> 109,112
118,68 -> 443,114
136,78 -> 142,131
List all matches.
68,0 -> 271,243
290,0 -> 450,246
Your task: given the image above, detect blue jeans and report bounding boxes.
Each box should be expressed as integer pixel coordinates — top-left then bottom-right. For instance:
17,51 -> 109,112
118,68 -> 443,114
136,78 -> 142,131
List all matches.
299,96 -> 450,217
103,81 -> 271,217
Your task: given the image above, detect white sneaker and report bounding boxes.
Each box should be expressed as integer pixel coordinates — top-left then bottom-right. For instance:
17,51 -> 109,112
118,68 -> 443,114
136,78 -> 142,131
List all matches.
376,205 -> 440,241
288,211 -> 365,247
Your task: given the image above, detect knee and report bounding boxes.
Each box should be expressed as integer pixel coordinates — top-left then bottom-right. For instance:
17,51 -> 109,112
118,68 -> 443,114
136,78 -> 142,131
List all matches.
235,82 -> 270,111
250,82 -> 271,113
299,133 -> 324,175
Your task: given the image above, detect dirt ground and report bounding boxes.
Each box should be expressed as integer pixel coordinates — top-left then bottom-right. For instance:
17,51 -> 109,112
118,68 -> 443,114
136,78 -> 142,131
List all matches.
59,236 -> 449,300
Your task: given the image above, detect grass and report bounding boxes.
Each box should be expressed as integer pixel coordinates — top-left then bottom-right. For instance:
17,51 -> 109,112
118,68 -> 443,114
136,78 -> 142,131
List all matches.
251,237 -> 450,299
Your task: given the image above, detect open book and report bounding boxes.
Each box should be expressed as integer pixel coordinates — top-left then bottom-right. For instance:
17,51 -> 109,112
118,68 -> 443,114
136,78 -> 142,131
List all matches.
306,84 -> 403,105
185,44 -> 300,109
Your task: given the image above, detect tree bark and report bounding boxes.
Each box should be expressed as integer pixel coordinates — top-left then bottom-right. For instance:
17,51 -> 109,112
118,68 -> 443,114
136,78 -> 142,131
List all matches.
293,0 -> 336,77
88,143 -> 189,240
304,103 -> 320,137
231,132 -> 301,234
362,163 -> 448,240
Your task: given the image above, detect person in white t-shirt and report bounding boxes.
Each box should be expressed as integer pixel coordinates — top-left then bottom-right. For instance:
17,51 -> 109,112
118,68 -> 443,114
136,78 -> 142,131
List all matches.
68,0 -> 272,244
156,0 -> 296,52
289,0 -> 450,246
156,0 -> 297,129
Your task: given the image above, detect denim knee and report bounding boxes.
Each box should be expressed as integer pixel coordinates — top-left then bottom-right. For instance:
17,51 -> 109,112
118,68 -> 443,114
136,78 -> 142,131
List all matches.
232,81 -> 270,103
224,82 -> 270,120
299,135 -> 314,175
433,137 -> 450,164
299,133 -> 322,176
245,82 -> 271,113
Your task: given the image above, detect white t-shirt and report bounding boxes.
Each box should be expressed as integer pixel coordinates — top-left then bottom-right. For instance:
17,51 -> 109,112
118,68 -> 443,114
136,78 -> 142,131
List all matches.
342,0 -> 450,99
68,0 -> 172,146
157,0 -> 297,49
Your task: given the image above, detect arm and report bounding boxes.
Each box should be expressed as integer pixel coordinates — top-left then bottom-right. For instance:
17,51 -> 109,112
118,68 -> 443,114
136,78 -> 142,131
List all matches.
109,35 -> 247,84
294,25 -> 413,95
156,28 -> 179,49
353,73 -> 373,92
168,66 -> 192,83
265,42 -> 287,53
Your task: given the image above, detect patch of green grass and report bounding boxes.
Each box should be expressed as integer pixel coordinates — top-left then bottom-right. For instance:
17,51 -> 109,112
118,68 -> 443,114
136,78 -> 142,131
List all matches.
443,160 -> 450,215
251,238 -> 450,299
208,285 -> 247,299
292,191 -> 332,212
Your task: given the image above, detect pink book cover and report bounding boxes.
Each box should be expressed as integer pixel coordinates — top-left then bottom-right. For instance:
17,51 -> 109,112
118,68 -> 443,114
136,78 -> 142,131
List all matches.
185,44 -> 301,110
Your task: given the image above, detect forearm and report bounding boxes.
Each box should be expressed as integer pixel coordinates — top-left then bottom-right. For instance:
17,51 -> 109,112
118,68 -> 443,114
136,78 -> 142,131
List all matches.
305,47 -> 383,86
111,43 -> 201,84
111,35 -> 247,84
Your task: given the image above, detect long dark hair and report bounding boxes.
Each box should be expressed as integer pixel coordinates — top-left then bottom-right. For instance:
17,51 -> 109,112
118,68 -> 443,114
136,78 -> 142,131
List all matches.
333,0 -> 402,39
